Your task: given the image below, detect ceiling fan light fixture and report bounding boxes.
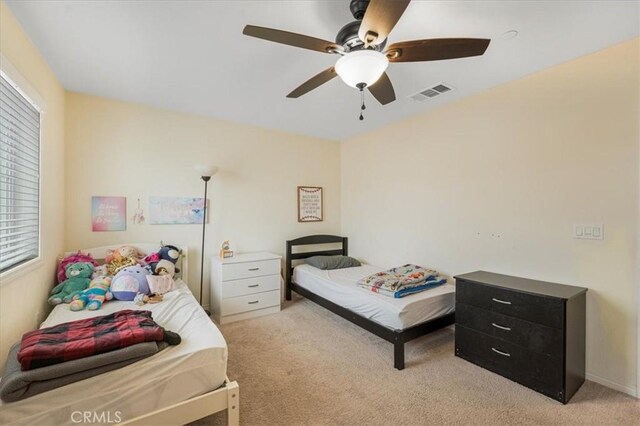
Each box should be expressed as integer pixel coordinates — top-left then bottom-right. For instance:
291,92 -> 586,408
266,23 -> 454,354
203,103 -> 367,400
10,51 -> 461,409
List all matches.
335,50 -> 389,89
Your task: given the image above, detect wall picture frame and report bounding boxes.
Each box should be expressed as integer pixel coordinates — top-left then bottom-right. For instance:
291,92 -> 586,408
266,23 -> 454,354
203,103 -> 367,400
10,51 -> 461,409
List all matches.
148,197 -> 207,225
298,186 -> 323,222
91,196 -> 126,232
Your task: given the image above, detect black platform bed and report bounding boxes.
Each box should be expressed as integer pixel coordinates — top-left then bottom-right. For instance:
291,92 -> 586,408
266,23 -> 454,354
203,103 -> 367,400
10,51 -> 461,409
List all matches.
285,234 -> 455,370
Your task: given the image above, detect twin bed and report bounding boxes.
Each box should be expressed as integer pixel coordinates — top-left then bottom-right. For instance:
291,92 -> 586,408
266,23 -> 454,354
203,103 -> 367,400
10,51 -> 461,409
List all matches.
286,235 -> 456,370
0,243 -> 239,426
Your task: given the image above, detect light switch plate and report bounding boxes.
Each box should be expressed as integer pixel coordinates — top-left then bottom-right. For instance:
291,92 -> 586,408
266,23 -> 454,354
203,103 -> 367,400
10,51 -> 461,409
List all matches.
573,224 -> 604,240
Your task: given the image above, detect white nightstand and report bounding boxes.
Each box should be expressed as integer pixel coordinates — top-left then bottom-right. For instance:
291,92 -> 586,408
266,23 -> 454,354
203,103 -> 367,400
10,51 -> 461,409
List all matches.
210,252 -> 282,324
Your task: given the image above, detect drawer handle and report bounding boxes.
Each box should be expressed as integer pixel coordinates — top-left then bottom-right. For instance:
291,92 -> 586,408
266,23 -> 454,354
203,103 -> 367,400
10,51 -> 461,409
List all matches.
492,298 -> 511,305
492,323 -> 511,331
248,300 -> 259,305
248,284 -> 259,288
491,347 -> 511,357
248,267 -> 260,271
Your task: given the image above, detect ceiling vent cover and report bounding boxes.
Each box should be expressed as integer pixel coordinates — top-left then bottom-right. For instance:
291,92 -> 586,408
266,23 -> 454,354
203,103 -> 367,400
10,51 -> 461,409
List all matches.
410,82 -> 454,101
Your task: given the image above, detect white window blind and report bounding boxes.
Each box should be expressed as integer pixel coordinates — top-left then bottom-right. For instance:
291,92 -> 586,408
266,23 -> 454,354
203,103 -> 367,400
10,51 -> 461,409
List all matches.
0,74 -> 40,273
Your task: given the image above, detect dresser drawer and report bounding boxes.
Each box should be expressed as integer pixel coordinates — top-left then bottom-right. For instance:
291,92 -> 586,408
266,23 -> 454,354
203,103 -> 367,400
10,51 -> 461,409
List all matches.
456,279 -> 564,329
222,259 -> 280,281
222,274 -> 280,299
456,303 -> 563,357
455,325 -> 562,389
222,289 -> 280,316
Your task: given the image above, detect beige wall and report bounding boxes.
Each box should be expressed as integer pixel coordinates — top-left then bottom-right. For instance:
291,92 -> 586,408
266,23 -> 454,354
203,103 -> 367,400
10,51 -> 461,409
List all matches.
342,38 -> 639,394
64,93 -> 341,304
0,2 -> 66,363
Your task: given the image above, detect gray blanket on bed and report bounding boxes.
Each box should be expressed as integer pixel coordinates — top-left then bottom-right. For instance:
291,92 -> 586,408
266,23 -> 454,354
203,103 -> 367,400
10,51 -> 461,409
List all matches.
0,341 -> 167,402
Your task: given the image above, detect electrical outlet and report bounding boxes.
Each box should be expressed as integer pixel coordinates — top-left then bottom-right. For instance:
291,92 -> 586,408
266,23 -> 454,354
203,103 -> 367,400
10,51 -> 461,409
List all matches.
573,224 -> 604,240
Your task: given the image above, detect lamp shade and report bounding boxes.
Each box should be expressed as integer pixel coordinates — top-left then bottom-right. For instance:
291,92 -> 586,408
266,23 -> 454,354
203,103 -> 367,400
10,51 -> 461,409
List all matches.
195,164 -> 219,177
335,50 -> 389,88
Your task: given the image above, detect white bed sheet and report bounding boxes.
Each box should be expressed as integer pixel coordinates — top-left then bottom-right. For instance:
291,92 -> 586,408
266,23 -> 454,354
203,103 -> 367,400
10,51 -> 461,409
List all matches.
293,264 -> 455,331
0,280 -> 227,426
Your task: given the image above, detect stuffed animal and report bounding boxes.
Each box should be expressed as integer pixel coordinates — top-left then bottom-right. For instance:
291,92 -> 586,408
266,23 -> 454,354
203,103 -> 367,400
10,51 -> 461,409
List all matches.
70,276 -> 113,311
92,264 -> 109,279
56,252 -> 99,283
134,292 -> 163,306
105,257 -> 138,276
111,265 -> 150,301
151,259 -> 175,277
147,244 -> 181,277
105,245 -> 144,263
48,262 -> 95,305
105,246 -> 145,275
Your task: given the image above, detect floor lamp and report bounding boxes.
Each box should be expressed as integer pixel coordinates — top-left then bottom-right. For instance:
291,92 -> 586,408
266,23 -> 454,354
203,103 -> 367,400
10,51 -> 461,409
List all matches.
195,165 -> 218,316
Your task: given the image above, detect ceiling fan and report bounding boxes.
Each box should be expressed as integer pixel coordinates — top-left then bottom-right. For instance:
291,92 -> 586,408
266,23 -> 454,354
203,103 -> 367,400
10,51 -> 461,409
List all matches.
243,0 -> 490,120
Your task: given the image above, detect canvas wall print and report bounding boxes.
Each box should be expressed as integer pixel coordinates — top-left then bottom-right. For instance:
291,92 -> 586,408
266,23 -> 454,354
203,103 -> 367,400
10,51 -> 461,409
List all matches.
298,186 -> 323,222
92,196 -> 126,231
149,197 -> 207,225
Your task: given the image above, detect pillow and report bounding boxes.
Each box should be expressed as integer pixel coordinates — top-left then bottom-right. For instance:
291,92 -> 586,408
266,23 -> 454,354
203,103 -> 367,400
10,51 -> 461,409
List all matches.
305,255 -> 361,270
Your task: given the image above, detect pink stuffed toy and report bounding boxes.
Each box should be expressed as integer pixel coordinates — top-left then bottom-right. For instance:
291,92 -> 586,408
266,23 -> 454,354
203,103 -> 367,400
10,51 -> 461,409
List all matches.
57,252 -> 99,283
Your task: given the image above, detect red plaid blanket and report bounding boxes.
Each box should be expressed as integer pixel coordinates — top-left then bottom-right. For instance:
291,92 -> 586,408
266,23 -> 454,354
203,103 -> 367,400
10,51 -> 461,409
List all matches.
18,310 -> 166,371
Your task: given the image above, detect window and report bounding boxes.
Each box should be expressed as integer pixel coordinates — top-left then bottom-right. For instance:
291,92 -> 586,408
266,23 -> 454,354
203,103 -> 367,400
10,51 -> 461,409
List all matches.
0,74 -> 41,274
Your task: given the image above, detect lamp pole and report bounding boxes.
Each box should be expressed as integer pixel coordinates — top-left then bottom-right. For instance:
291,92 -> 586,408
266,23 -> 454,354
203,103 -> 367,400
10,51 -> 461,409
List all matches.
200,175 -> 211,315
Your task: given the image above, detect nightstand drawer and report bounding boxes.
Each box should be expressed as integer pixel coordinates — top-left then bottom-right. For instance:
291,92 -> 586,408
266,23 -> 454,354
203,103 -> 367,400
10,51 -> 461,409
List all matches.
222,289 -> 280,316
456,302 -> 563,357
456,279 -> 564,329
222,275 -> 280,299
455,325 -> 562,389
222,259 -> 280,281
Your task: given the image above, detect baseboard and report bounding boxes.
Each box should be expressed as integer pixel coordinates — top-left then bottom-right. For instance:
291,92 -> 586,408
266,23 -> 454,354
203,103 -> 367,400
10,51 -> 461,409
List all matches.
586,372 -> 637,397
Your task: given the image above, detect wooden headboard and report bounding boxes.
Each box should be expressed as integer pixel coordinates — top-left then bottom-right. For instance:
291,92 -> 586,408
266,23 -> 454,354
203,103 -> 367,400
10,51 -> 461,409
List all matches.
285,235 -> 348,289
63,243 -> 189,281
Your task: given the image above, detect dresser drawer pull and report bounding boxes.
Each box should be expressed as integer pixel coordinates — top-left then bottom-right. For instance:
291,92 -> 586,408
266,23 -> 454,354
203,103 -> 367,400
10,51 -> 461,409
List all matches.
491,347 -> 511,357
248,284 -> 259,288
248,267 -> 260,271
492,323 -> 511,331
492,298 -> 511,305
248,300 -> 259,305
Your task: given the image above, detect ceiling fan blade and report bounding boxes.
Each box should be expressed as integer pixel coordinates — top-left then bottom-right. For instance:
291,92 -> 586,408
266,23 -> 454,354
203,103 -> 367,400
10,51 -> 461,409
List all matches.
243,25 -> 342,54
358,0 -> 411,47
287,67 -> 338,98
386,38 -> 491,63
368,72 -> 396,105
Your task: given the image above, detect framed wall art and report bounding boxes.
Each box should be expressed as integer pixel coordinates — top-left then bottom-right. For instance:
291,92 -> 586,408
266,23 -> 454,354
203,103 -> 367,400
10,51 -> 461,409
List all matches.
91,196 -> 126,232
149,197 -> 207,225
298,186 -> 323,222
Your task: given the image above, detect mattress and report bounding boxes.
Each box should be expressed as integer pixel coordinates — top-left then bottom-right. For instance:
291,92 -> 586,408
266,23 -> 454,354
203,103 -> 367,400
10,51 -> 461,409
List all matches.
293,264 -> 455,331
0,280 -> 227,425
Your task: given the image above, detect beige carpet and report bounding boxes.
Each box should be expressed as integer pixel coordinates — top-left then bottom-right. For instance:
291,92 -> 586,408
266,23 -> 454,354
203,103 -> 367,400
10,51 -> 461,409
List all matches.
194,294 -> 639,426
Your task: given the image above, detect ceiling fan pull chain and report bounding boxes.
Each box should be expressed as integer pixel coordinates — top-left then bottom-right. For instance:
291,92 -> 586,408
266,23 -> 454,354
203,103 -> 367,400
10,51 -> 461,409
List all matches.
358,84 -> 366,121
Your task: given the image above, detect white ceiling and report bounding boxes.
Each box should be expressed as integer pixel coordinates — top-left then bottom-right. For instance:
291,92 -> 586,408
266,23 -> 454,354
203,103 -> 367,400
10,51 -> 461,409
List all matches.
6,1 -> 639,141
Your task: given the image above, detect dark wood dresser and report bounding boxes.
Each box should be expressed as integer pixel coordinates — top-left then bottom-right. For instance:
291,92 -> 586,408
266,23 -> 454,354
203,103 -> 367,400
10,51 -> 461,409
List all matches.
454,271 -> 587,403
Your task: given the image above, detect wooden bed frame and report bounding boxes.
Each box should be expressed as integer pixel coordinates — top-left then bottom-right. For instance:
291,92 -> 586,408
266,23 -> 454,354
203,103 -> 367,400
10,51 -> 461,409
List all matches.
64,243 -> 239,426
286,235 -> 455,370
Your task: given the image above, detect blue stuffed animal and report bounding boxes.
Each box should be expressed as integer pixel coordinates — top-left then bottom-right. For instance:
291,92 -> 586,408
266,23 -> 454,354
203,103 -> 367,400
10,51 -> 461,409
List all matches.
147,244 -> 181,276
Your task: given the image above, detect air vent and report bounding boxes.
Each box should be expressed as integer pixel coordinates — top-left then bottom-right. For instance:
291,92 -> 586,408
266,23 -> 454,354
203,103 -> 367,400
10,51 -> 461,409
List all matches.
410,82 -> 454,101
